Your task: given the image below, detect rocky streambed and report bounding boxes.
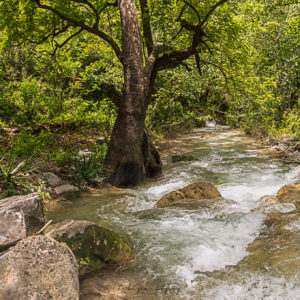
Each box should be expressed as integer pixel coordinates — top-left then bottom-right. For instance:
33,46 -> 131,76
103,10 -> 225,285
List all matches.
1,127 -> 300,299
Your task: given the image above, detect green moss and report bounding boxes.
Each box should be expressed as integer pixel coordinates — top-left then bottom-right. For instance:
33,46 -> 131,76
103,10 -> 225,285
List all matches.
53,224 -> 133,274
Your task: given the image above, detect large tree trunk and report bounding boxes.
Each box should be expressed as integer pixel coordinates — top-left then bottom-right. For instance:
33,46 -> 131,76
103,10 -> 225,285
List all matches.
106,0 -> 162,187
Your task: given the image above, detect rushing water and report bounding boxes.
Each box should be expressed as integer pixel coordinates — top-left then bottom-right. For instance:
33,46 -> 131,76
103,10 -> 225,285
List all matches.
46,128 -> 300,299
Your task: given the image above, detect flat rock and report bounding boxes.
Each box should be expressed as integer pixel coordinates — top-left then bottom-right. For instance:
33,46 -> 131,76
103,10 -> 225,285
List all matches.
0,235 -> 79,300
46,220 -> 134,274
156,182 -> 223,209
44,172 -> 63,187
54,184 -> 80,195
0,193 -> 44,251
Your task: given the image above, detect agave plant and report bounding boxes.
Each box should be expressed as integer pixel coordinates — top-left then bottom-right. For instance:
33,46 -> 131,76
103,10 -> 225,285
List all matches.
75,152 -> 102,188
0,152 -> 36,197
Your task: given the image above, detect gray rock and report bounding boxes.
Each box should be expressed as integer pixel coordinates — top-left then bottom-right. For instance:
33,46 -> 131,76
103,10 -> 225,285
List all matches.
0,235 -> 79,300
46,220 -> 134,275
0,193 -> 44,251
54,184 -> 80,195
44,172 -> 63,187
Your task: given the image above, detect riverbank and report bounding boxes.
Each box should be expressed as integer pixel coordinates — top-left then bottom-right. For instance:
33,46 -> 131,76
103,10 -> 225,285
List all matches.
1,123 -> 299,200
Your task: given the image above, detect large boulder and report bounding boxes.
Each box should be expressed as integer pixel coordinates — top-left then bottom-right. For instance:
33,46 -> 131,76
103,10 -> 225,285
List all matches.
277,181 -> 300,210
46,220 -> 134,274
0,193 -> 44,252
0,235 -> 79,300
156,182 -> 223,209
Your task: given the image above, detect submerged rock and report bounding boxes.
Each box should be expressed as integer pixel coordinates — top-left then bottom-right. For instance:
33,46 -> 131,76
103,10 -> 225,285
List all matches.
46,220 -> 134,274
0,235 -> 79,300
156,182 -> 223,209
0,193 -> 44,251
54,184 -> 80,195
80,267 -> 162,300
277,181 -> 300,210
171,154 -> 196,163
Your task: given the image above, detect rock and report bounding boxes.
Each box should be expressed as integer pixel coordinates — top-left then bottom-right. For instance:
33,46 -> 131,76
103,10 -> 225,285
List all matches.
44,172 -> 63,187
0,235 -> 79,300
171,155 -> 196,163
0,193 -> 44,252
260,195 -> 279,206
45,220 -> 134,274
277,181 -> 300,210
80,268 -> 161,300
54,184 -> 80,195
156,182 -> 223,209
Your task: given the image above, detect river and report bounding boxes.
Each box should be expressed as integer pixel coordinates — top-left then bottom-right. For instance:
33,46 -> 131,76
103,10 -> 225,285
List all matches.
46,127 -> 300,299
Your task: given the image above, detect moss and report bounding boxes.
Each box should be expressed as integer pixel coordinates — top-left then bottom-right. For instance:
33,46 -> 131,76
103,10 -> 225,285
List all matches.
53,224 -> 133,274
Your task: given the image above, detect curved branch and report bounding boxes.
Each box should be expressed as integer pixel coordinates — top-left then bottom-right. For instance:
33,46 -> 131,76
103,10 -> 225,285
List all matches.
200,0 -> 229,27
184,0 -> 201,23
53,28 -> 84,56
32,0 -> 122,63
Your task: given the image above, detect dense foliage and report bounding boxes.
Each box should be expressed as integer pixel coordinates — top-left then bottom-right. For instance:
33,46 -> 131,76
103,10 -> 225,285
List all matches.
0,0 -> 299,166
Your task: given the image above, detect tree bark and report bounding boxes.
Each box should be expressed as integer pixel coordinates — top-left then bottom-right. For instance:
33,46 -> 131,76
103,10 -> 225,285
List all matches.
106,0 -> 162,187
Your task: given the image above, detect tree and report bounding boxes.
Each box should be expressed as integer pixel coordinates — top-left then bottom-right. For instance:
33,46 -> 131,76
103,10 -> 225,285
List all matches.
0,0 -> 231,186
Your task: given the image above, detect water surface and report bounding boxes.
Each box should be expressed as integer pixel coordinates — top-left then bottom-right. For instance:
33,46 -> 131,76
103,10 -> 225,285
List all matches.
46,128 -> 300,299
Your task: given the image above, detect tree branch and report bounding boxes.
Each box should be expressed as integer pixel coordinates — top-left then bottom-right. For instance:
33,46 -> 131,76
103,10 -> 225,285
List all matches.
200,0 -> 229,27
52,28 -> 84,56
139,0 -> 154,55
184,0 -> 200,23
31,0 -> 122,63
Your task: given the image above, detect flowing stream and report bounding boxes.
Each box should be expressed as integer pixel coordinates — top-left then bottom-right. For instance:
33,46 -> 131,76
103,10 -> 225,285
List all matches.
46,128 -> 300,299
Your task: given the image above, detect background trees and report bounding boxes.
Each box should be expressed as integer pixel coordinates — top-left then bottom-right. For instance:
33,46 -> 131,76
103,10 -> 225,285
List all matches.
0,0 -> 299,186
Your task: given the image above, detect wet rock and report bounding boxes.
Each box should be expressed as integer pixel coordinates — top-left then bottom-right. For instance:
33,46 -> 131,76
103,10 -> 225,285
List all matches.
277,181 -> 300,210
156,182 -> 223,209
0,193 -> 44,251
45,220 -> 134,274
54,184 -> 80,195
260,195 -> 279,206
80,267 -> 161,300
0,235 -> 79,300
171,155 -> 196,163
44,172 -> 63,187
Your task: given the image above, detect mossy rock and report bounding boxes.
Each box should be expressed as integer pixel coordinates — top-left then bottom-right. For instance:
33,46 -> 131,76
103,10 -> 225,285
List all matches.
277,181 -> 300,210
156,182 -> 223,209
46,220 -> 134,274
